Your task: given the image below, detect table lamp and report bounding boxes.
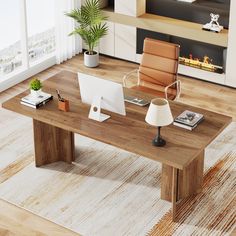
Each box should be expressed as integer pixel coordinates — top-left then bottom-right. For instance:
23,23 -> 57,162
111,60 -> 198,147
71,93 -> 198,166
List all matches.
145,98 -> 173,147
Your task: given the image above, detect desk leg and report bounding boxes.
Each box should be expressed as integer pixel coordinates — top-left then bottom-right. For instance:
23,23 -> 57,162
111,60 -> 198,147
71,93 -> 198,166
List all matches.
33,120 -> 75,167
172,168 -> 178,222
177,150 -> 204,199
161,150 -> 204,220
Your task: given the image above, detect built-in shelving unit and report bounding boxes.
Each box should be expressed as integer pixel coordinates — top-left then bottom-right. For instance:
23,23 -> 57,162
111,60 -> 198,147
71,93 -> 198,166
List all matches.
96,0 -> 236,87
102,8 -> 228,47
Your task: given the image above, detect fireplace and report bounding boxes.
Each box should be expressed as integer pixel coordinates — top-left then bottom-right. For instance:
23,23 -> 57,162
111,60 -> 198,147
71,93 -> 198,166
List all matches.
137,28 -> 226,78
179,55 -> 223,74
171,37 -> 225,74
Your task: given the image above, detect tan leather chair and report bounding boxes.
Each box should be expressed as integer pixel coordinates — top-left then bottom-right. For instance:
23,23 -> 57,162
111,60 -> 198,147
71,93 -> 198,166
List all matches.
123,38 -> 181,100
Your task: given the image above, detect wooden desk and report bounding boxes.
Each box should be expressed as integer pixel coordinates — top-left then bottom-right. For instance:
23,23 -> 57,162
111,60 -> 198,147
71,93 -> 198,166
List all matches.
2,70 -> 232,221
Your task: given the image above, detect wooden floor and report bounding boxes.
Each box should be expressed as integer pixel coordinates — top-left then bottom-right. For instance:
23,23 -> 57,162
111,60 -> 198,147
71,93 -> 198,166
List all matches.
0,200 -> 79,236
0,54 -> 236,236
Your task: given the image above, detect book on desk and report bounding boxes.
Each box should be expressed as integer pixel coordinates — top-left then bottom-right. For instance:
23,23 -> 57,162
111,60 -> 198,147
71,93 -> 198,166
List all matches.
173,110 -> 204,130
20,92 -> 53,109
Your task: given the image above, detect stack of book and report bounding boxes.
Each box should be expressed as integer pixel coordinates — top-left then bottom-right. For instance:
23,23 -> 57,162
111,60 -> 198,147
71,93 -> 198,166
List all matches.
173,110 -> 204,130
21,91 -> 53,109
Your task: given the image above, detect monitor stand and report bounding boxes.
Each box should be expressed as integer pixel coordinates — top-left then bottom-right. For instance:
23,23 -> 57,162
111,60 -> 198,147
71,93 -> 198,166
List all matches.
88,96 -> 110,122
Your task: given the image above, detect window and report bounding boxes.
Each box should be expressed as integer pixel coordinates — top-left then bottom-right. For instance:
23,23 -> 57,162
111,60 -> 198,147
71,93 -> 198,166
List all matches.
0,0 -> 56,89
0,0 -> 23,79
26,0 -> 55,64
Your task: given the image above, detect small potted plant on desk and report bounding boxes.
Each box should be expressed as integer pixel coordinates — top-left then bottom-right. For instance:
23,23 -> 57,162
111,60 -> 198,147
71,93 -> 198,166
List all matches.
66,0 -> 108,68
29,78 -> 42,97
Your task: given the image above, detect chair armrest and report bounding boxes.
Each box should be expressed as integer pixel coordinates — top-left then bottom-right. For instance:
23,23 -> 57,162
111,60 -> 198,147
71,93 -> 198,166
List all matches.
164,80 -> 181,100
123,69 -> 139,87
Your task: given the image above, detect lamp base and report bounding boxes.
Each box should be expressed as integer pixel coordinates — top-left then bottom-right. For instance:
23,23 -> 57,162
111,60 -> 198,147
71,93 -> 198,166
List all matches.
152,137 -> 166,147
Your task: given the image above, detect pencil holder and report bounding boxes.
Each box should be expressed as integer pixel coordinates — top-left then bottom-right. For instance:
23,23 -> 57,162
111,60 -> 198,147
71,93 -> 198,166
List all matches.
58,100 -> 69,112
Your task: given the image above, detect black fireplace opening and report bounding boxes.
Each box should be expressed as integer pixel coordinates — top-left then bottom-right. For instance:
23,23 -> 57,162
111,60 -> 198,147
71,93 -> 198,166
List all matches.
108,0 -> 114,8
137,28 -> 227,74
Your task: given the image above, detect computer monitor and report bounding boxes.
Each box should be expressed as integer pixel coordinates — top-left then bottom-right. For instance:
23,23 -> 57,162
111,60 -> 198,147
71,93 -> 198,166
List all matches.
78,73 -> 126,122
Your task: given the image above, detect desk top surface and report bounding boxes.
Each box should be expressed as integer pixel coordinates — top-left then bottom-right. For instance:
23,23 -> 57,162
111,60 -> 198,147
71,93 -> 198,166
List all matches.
2,70 -> 232,169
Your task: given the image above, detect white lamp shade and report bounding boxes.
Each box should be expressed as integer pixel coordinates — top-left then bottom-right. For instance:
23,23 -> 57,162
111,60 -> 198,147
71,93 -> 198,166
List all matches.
145,98 -> 173,127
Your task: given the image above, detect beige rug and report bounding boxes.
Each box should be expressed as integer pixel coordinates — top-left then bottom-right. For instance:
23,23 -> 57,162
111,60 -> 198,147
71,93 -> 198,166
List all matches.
0,109 -> 235,236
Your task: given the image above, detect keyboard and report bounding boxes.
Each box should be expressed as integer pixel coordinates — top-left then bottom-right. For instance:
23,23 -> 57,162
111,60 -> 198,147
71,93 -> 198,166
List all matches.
124,96 -> 150,107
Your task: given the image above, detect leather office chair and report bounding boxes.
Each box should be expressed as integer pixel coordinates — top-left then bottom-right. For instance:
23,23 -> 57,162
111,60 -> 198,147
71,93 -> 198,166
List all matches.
123,38 -> 181,100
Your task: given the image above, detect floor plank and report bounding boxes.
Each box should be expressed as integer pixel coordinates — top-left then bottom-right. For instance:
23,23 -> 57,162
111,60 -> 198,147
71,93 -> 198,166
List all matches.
0,199 -> 79,236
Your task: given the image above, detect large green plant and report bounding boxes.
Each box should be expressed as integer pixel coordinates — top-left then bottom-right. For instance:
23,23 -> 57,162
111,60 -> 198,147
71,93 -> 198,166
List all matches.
66,0 -> 108,55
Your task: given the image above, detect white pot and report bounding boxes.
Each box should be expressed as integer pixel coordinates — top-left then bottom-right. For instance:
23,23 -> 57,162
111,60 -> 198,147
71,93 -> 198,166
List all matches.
84,51 -> 99,68
31,89 -> 42,97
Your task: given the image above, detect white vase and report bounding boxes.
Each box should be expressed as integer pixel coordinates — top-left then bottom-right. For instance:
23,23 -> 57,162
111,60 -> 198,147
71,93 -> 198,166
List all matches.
31,89 -> 42,97
84,51 -> 99,68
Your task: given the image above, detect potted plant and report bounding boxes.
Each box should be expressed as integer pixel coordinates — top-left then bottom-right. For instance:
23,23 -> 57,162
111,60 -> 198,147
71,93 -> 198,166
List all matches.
29,78 -> 42,97
66,0 -> 108,67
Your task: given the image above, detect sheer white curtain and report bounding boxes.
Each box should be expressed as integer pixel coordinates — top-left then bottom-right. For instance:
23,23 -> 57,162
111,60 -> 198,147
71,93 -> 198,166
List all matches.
55,0 -> 82,64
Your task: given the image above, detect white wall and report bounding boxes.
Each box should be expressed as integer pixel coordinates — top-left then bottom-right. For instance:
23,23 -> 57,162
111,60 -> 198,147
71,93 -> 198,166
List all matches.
225,0 -> 236,87
99,21 -> 115,56
115,0 -> 145,17
114,24 -> 136,61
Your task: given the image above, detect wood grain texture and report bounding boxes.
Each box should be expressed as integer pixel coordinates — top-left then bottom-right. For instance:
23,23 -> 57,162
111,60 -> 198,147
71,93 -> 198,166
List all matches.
171,168 -> 178,222
160,164 -> 173,202
161,151 -> 204,222
33,120 -> 75,167
0,199 -> 79,236
178,150 -> 204,199
161,150 -> 204,202
2,70 -> 232,170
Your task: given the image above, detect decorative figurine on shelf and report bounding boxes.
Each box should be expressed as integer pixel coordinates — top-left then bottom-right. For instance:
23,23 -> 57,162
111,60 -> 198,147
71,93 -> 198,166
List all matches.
57,90 -> 70,112
202,13 -> 224,33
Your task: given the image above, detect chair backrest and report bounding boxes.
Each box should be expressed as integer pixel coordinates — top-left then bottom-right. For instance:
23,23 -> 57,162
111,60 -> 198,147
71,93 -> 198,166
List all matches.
139,38 -> 180,92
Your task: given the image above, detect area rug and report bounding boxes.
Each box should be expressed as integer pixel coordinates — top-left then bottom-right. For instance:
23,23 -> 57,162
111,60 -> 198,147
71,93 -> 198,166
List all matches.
0,109 -> 235,236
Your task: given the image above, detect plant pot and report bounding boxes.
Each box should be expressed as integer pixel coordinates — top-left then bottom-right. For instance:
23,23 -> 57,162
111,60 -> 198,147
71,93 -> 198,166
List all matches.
31,89 -> 42,97
84,51 -> 99,68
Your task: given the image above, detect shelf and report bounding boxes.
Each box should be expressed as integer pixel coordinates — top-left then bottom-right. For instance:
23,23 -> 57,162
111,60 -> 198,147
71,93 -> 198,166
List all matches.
102,9 -> 228,47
